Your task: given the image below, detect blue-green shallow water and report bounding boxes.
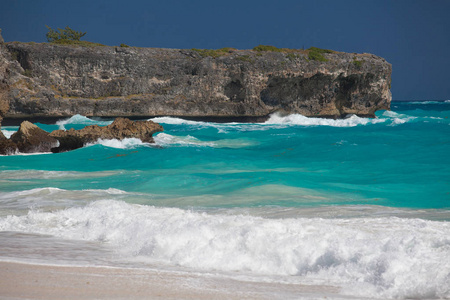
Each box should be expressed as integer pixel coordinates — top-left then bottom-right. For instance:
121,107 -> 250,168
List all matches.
1,101 -> 449,299
1,101 -> 449,209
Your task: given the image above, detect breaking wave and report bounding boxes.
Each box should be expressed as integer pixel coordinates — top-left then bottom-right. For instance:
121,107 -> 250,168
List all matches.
0,199 -> 449,299
56,114 -> 112,130
154,133 -> 255,148
151,112 -> 423,130
264,113 -> 386,127
86,138 -> 148,149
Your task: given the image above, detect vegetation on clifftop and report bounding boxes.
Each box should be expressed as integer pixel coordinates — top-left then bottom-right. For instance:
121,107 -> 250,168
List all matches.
191,47 -> 236,58
307,47 -> 334,62
46,26 -> 86,42
252,45 -> 285,52
41,28 -> 336,58
40,27 -> 337,63
50,40 -> 105,47
45,25 -> 104,47
252,45 -> 304,54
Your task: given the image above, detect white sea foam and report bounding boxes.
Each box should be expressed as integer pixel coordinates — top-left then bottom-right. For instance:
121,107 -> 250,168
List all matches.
154,133 -> 255,148
154,133 -> 215,147
86,138 -> 148,149
1,129 -> 16,139
264,113 -> 386,127
0,200 -> 448,299
56,114 -> 112,130
83,188 -> 128,194
380,110 -> 418,126
0,170 -> 119,180
149,116 -> 214,126
0,187 -> 139,217
151,114 -> 389,130
152,109 -> 439,130
149,117 -> 256,133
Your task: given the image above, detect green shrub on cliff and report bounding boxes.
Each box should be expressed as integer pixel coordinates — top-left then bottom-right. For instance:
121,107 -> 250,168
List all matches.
237,55 -> 253,63
192,48 -> 236,58
307,47 -> 333,62
45,26 -> 104,47
286,53 -> 301,61
253,45 -> 283,52
353,59 -> 363,68
46,25 -> 86,42
252,45 -> 304,55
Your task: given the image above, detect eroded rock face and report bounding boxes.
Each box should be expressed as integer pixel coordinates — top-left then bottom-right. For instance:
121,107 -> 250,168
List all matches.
0,34 -> 25,124
50,117 -> 163,152
0,42 -> 392,120
9,121 -> 58,153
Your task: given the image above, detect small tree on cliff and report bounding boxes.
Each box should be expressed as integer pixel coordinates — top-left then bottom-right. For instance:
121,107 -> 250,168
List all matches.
45,25 -> 86,43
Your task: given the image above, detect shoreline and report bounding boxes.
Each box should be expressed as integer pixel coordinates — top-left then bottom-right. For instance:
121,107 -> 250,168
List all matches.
0,261 -> 342,300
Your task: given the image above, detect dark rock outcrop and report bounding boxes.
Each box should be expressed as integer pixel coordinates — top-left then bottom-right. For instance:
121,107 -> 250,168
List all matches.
9,121 -> 59,153
0,117 -> 163,155
50,117 -> 163,152
0,40 -> 392,120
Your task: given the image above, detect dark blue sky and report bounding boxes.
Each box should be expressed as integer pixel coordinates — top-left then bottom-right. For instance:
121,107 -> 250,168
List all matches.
1,0 -> 449,100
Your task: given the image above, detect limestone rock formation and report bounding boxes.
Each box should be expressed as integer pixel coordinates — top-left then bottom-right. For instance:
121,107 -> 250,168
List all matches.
9,121 -> 58,153
0,31 -> 28,124
50,118 -> 163,152
0,40 -> 392,121
0,117 -> 163,155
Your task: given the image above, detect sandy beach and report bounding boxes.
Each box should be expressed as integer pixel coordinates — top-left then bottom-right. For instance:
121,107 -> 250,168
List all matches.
0,261 -> 341,300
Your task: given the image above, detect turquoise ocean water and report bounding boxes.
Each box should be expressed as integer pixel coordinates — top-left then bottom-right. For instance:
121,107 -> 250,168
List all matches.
0,100 -> 449,299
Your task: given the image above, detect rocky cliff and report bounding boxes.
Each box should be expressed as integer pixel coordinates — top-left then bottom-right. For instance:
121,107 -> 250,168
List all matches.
0,32 -> 391,121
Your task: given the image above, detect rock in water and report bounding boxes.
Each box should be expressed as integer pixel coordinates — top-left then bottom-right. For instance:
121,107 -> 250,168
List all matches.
50,118 -> 163,152
10,121 -> 59,153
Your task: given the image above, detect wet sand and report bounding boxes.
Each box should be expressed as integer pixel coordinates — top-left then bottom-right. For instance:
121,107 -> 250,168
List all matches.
0,261 -> 342,299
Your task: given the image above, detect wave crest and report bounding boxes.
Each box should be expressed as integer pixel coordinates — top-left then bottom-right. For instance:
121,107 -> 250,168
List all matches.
265,113 -> 386,127
56,114 -> 112,130
154,133 -> 255,148
1,200 -> 448,299
151,112 -> 418,129
85,138 -> 148,149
